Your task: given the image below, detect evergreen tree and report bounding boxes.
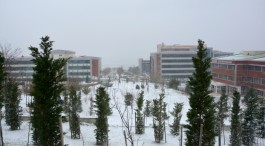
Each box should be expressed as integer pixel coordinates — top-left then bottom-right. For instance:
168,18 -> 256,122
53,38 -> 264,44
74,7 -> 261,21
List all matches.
29,36 -> 67,146
68,85 -> 82,139
256,98 -> 265,138
0,53 -> 4,109
5,79 -> 22,130
170,102 -> 183,136
144,100 -> 152,117
0,53 -> 5,146
185,40 -> 216,146
136,84 -> 140,90
168,78 -> 180,90
135,91 -> 144,134
124,92 -> 134,106
152,93 -> 166,143
230,90 -> 242,146
216,91 -> 229,141
242,87 -> 259,146
94,87 -> 111,145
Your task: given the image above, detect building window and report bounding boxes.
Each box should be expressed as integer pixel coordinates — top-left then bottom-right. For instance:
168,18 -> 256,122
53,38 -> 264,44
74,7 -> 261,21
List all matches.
227,65 -> 235,70
161,59 -> 193,63
243,65 -> 248,70
162,70 -> 194,73
212,73 -> 218,78
162,64 -> 194,68
247,77 -> 253,83
248,65 -> 254,71
253,78 -> 260,84
262,67 -> 265,72
219,64 -> 227,69
255,66 -> 262,72
228,76 -> 234,81
161,54 -> 196,58
262,79 -> 265,85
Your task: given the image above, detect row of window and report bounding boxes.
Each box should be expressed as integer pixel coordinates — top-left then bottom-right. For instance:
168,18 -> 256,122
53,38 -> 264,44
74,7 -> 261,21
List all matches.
162,64 -> 194,68
9,61 -> 34,65
211,63 -> 235,70
68,66 -> 90,70
212,73 -> 234,81
9,72 -> 33,77
161,54 -> 196,58
161,59 -> 193,63
162,69 -> 194,73
68,72 -> 90,76
68,60 -> 90,64
9,59 -> 90,65
242,65 -> 265,72
242,77 -> 265,85
9,66 -> 34,71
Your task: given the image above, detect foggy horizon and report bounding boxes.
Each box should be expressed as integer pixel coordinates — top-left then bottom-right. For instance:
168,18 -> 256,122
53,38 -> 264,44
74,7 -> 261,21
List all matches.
1,0 -> 264,68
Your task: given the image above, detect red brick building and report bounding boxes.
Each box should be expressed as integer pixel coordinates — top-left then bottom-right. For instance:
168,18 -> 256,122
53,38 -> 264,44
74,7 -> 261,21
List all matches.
211,51 -> 265,97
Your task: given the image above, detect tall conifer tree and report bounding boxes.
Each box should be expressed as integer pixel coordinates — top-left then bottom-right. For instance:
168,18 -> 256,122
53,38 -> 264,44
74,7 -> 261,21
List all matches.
170,102 -> 183,136
230,90 -> 242,146
242,87 -> 259,146
94,87 -> 111,145
152,93 -> 166,143
216,90 -> 229,144
0,53 -> 5,145
185,40 -> 215,146
256,98 -> 265,138
29,36 -> 67,145
66,85 -> 82,139
5,79 -> 22,130
135,91 -> 144,134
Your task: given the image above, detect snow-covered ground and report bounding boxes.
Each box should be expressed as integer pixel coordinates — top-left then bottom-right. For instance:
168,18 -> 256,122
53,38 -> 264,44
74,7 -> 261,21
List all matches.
2,80 -> 265,146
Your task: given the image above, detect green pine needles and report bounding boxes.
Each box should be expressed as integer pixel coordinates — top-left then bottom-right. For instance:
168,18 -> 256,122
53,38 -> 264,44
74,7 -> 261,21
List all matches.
94,87 -> 111,145
170,102 -> 183,136
230,91 -> 242,146
5,79 -> 22,130
185,40 -> 216,146
29,36 -> 67,146
135,91 -> 145,134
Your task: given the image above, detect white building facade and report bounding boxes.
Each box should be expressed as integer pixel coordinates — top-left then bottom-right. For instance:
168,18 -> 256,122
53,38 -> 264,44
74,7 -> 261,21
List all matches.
8,50 -> 101,83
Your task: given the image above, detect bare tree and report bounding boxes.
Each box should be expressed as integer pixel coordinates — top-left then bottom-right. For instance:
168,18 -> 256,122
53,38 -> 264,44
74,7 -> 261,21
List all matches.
117,67 -> 124,83
102,67 -> 112,76
113,94 -> 134,146
0,44 -> 21,73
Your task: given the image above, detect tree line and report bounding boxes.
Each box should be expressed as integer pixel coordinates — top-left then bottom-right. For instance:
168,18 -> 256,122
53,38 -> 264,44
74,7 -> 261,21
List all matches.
0,37 -> 264,146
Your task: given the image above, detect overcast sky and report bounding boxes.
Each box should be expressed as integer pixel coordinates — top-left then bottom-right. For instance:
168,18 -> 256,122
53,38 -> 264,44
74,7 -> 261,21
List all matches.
0,0 -> 265,68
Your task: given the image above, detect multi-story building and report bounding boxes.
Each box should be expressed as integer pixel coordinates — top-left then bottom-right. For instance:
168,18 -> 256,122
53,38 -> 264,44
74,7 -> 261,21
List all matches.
211,51 -> 265,97
8,50 -> 101,83
138,58 -> 150,75
150,43 -> 215,81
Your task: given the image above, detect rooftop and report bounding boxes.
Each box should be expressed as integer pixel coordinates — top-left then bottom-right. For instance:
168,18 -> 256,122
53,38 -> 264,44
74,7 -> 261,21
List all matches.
214,51 -> 265,61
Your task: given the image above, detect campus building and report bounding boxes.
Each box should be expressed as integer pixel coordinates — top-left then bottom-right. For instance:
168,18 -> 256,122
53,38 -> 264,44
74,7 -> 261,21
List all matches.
138,58 -> 150,75
211,51 -> 265,97
8,50 -> 101,83
150,43 -> 218,81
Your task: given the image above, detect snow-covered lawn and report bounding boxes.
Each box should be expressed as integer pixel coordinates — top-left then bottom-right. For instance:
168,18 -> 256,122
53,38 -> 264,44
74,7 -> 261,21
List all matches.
2,80 -> 264,145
